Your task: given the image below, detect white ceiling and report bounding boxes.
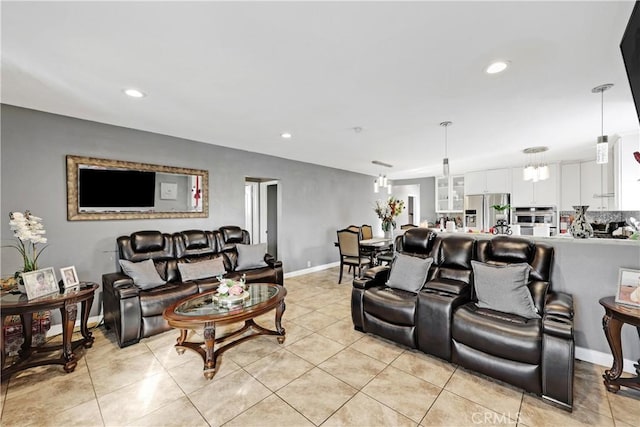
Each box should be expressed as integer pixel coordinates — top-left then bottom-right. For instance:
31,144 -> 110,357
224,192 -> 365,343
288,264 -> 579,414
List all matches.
2,1 -> 639,180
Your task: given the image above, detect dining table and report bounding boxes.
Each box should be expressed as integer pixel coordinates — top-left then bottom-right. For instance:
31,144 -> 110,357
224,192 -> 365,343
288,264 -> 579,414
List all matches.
360,238 -> 394,266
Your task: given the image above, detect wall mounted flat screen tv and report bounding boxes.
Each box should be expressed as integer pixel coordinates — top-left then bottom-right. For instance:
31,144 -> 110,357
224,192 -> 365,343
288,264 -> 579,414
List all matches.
79,168 -> 156,211
621,1 -> 640,123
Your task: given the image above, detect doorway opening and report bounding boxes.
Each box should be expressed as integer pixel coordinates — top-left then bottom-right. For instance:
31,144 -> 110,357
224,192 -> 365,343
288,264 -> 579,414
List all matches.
245,178 -> 280,260
408,196 -> 415,225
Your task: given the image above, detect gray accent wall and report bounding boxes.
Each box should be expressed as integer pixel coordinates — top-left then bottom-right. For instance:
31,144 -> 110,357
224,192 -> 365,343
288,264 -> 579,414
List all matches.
1,105 -> 381,317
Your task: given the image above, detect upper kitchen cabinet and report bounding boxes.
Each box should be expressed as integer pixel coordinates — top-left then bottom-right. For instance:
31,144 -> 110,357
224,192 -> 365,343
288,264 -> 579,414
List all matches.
511,163 -> 559,207
580,160 -> 614,211
435,175 -> 464,213
463,168 -> 511,195
560,162 -> 581,211
615,133 -> 640,210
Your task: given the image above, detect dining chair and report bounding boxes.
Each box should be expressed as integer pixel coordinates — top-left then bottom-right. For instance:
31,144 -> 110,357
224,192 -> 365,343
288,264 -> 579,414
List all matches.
361,224 -> 373,240
336,228 -> 369,284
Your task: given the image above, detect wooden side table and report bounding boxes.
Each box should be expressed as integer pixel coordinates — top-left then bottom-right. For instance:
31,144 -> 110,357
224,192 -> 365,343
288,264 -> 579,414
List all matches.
599,296 -> 640,393
0,282 -> 98,380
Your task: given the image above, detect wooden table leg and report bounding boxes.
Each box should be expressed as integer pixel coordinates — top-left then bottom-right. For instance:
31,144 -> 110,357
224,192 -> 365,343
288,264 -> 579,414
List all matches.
80,295 -> 95,348
203,323 -> 216,379
0,315 -> 6,369
275,299 -> 286,344
18,313 -> 33,360
602,310 -> 624,392
61,302 -> 78,373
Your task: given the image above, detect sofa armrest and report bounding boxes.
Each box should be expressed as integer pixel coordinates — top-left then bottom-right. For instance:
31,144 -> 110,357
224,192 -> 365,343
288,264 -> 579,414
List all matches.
543,292 -> 574,339
353,266 -> 390,290
424,278 -> 470,297
264,254 -> 282,269
102,272 -> 142,347
103,272 -> 134,289
544,291 -> 574,319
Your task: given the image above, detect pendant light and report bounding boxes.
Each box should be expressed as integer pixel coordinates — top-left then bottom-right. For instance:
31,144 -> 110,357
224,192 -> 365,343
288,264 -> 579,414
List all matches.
592,83 -> 614,164
372,160 -> 393,193
522,146 -> 549,182
440,121 -> 452,177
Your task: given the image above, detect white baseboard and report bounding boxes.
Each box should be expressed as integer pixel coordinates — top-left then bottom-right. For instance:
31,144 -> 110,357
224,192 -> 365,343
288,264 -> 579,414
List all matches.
576,346 -> 637,374
284,261 -> 339,278
47,315 -> 103,337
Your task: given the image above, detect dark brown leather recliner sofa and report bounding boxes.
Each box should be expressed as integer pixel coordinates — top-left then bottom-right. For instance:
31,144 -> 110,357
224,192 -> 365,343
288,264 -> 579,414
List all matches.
103,226 -> 283,348
351,228 -> 574,410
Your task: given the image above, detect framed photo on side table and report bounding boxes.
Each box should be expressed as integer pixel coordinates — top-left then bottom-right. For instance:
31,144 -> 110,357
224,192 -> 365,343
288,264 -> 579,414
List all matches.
615,268 -> 640,308
22,267 -> 59,299
60,266 -> 80,289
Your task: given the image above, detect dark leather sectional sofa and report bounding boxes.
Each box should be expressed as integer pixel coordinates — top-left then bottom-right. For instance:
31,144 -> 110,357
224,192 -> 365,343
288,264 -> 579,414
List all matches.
351,228 -> 575,410
103,226 -> 283,348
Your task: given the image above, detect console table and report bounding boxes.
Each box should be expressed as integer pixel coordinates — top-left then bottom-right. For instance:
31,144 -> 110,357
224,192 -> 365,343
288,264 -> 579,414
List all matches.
599,296 -> 640,393
1,282 -> 98,380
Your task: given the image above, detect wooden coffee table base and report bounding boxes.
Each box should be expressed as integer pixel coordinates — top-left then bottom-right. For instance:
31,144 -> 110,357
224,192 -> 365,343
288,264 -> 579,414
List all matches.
173,304 -> 286,379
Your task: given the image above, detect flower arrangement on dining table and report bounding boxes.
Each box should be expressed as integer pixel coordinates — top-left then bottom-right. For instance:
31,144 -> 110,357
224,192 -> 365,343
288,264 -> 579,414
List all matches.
374,197 -> 406,232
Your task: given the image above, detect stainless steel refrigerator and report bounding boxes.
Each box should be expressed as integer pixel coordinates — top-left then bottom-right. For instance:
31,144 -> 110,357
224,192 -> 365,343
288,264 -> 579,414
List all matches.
463,193 -> 510,232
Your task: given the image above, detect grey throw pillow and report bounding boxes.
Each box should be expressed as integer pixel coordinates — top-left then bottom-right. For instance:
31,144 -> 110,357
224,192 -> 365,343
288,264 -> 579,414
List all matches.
386,253 -> 433,293
119,259 -> 166,290
235,243 -> 268,270
471,260 -> 539,319
178,257 -> 226,281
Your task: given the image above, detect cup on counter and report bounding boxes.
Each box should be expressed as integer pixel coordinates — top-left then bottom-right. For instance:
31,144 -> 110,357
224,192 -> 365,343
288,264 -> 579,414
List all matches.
533,224 -> 550,237
446,221 -> 456,232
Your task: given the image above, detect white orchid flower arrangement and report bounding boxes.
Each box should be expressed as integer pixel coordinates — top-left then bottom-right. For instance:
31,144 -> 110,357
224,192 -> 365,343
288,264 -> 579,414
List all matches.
7,211 -> 48,275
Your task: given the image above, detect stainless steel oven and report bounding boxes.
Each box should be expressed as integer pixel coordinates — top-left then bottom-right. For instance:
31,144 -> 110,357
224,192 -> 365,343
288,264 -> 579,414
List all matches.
512,206 -> 558,236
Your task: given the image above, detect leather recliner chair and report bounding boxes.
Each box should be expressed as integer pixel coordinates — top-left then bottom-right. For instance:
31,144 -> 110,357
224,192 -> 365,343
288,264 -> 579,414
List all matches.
351,228 -> 437,348
451,237 -> 574,410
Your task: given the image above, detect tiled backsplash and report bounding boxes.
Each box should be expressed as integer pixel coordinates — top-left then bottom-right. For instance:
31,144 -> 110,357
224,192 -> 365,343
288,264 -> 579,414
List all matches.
559,210 -> 640,224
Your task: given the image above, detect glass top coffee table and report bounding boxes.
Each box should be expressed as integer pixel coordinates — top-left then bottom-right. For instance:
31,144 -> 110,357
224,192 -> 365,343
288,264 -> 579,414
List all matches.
163,283 -> 286,379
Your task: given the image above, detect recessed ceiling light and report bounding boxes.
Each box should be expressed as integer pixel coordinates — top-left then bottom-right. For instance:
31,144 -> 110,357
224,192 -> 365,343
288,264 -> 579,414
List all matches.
486,61 -> 509,74
123,88 -> 146,98
280,132 -> 292,139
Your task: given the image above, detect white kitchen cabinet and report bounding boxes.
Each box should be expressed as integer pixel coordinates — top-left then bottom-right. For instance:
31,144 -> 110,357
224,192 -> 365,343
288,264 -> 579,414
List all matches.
435,175 -> 464,212
464,168 -> 511,194
615,133 -> 640,210
580,160 -> 614,211
511,164 -> 559,207
560,163 -> 581,211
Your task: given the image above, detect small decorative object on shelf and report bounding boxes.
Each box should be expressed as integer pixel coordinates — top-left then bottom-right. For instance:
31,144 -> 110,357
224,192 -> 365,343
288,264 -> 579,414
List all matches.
4,211 -> 48,293
569,205 -> 593,239
214,274 -> 249,306
491,204 -> 512,235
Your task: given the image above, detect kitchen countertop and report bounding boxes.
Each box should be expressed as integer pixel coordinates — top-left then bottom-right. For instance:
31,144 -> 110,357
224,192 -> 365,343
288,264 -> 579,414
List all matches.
429,229 -> 640,246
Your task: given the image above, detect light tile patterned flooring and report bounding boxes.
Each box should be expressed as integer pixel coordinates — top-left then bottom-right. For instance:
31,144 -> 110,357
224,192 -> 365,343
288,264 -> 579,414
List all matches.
1,267 -> 639,426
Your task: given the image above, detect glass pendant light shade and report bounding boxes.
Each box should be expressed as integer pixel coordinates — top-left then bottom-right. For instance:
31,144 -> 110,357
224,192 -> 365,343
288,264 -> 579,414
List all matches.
538,164 -> 550,180
443,158 -> 450,177
592,83 -> 613,165
374,179 -> 379,193
387,181 -> 392,194
440,121 -> 452,178
522,146 -> 549,182
596,135 -> 609,164
523,165 -> 535,181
